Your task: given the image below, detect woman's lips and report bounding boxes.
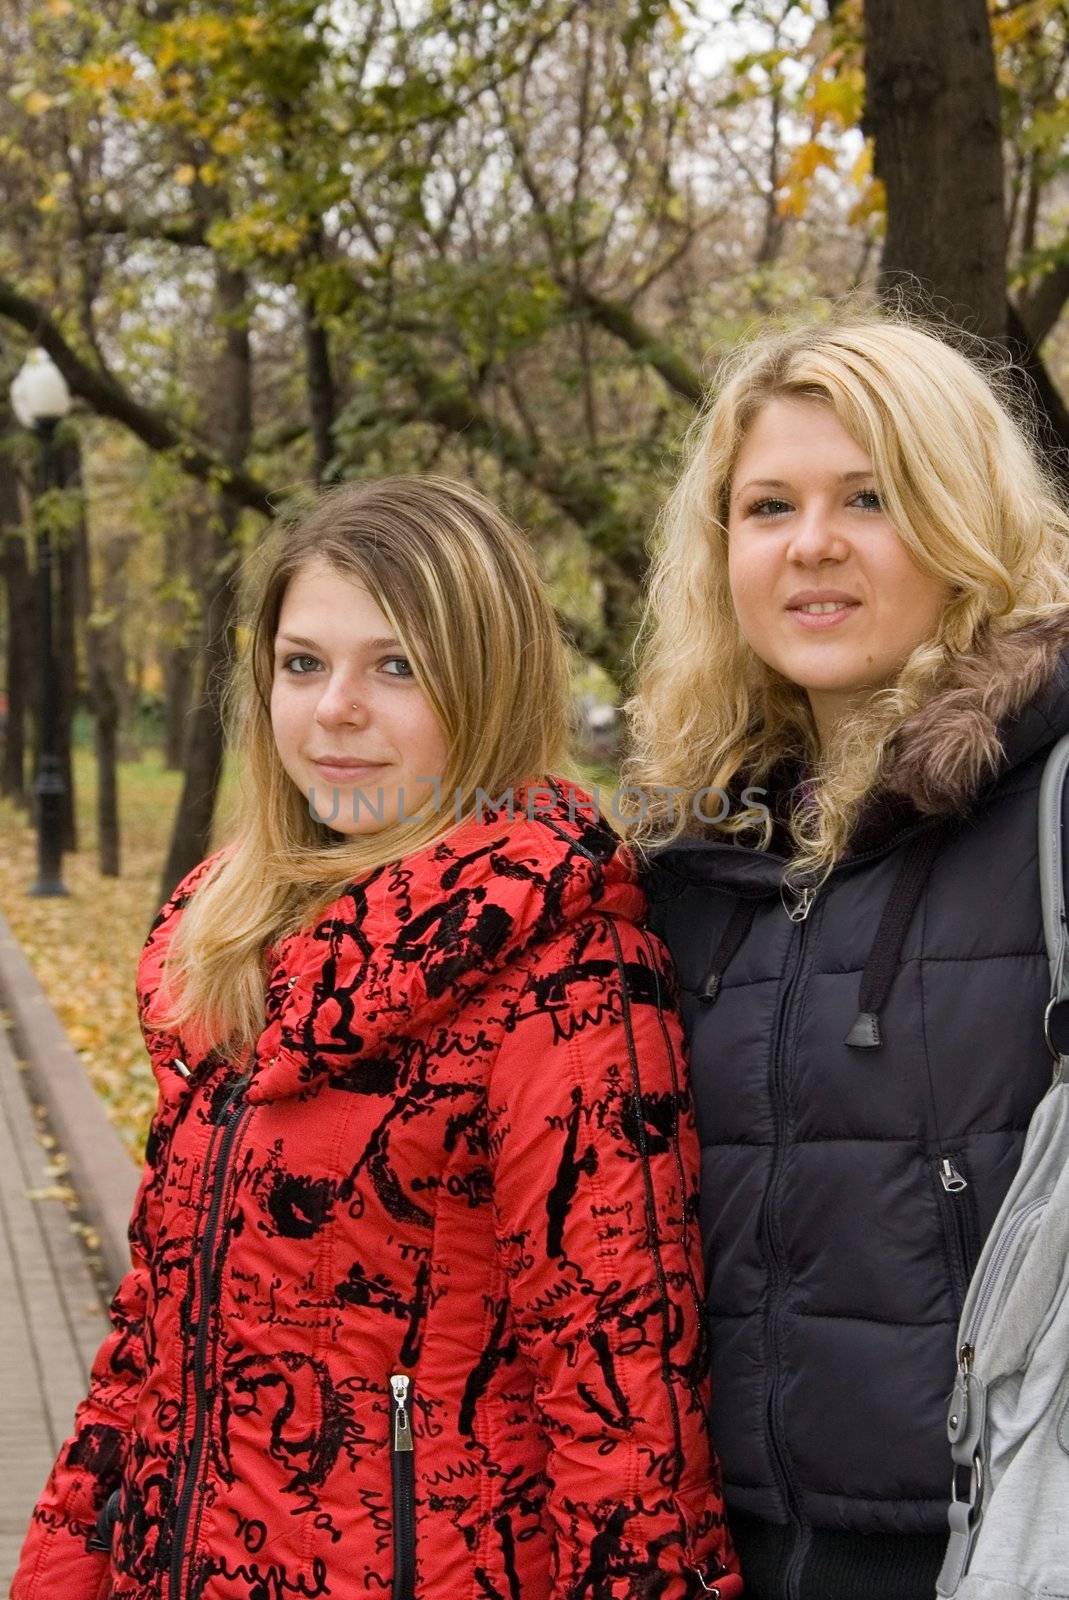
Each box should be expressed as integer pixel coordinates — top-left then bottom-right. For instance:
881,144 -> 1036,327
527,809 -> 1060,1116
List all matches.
310,760 -> 389,783
787,603 -> 860,631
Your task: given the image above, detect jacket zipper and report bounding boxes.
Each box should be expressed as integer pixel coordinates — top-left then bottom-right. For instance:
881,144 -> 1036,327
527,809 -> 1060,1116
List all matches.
760,889 -> 815,1600
960,1192 -> 1049,1350
932,1154 -> 981,1316
390,1373 -> 416,1600
168,1071 -> 252,1600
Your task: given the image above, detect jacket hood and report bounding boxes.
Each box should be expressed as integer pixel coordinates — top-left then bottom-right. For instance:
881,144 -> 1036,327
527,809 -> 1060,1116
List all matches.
883,609 -> 1069,817
142,780 -> 641,1104
653,611 -> 1069,888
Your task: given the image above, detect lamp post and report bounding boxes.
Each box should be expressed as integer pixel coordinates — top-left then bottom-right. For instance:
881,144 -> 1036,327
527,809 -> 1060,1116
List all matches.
10,348 -> 72,897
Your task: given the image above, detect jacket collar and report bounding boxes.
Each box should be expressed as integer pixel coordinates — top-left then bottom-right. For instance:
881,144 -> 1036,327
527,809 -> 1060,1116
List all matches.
241,780 -> 639,1102
882,610 -> 1069,815
652,610 -> 1069,890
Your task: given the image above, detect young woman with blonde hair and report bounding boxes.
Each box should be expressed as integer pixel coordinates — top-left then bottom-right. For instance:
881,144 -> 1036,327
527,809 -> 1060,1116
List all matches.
627,318 -> 1069,1600
14,476 -> 741,1600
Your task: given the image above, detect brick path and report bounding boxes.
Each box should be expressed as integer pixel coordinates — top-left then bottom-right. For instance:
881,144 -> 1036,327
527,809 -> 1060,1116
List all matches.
0,1017 -> 109,1592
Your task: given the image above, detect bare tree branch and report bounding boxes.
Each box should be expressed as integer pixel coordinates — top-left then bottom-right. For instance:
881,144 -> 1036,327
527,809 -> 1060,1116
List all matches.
572,287 -> 704,403
0,278 -> 276,517
1016,253 -> 1069,347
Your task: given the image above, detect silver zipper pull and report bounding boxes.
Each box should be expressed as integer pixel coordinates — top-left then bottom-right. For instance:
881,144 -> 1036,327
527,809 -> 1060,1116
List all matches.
781,882 -> 816,922
939,1157 -> 968,1193
390,1374 -> 413,1452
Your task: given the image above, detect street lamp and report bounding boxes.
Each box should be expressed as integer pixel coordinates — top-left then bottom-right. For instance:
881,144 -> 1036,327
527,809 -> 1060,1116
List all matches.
10,348 -> 72,897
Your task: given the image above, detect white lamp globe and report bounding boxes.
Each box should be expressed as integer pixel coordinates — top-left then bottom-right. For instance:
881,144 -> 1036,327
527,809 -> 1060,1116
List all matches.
10,348 -> 72,429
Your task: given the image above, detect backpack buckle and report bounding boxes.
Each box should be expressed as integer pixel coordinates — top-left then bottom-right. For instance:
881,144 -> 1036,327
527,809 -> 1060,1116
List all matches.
949,1450 -> 984,1521
1043,996 -> 1069,1059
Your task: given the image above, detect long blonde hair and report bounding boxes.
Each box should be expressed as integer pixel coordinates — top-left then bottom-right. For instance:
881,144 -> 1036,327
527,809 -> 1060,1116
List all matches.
623,315 -> 1069,883
159,475 -> 573,1056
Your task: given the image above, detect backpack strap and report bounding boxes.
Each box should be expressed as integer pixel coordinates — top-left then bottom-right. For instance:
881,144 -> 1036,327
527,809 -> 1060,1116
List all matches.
1038,732 -> 1069,1063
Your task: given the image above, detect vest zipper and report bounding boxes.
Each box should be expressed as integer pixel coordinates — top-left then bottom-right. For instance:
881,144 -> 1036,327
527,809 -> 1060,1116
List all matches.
168,1071 -> 252,1600
932,1154 -> 981,1316
760,898 -> 815,1599
389,1373 -> 416,1600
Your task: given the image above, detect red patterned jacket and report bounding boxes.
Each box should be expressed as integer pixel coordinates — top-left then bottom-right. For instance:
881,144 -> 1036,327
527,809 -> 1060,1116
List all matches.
13,785 -> 741,1600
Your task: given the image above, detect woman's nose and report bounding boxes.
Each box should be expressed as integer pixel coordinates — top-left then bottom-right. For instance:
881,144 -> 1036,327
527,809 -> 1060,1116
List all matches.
315,677 -> 369,727
786,502 -> 848,565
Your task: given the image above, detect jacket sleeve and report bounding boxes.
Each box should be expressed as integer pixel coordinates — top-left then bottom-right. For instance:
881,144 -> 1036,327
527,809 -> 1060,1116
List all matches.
486,911 -> 742,1599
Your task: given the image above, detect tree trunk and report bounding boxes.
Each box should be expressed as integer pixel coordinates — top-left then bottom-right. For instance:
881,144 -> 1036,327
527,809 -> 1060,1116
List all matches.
865,0 -> 1008,344
160,260 -> 254,903
302,295 -> 337,485
89,638 -> 121,876
1005,300 -> 1069,496
87,529 -> 133,877
162,632 -> 196,770
161,495 -> 206,770
0,422 -> 30,805
158,533 -> 240,900
92,662 -> 120,876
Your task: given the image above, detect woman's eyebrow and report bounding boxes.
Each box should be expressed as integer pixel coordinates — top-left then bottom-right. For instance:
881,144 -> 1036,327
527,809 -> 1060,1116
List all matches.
275,632 -> 403,651
733,468 -> 875,500
737,478 -> 789,493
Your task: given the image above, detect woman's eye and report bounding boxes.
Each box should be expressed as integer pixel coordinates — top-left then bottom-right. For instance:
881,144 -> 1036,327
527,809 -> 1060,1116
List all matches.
851,487 -> 883,512
750,497 -> 793,518
381,657 -> 414,678
282,654 -> 321,675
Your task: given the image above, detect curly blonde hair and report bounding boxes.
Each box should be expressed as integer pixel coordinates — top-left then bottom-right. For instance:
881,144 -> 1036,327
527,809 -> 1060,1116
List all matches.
623,314 -> 1069,886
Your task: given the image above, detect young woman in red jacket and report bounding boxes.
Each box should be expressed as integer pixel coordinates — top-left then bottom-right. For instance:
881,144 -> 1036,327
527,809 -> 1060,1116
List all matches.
13,476 -> 740,1600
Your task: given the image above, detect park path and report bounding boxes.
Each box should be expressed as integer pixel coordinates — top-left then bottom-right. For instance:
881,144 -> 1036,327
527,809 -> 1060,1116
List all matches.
0,1014 -> 109,1592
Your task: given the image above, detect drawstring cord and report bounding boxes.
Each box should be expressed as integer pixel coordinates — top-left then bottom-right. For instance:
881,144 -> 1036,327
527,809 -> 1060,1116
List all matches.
696,825 -> 947,1047
844,826 -> 946,1048
698,898 -> 759,1004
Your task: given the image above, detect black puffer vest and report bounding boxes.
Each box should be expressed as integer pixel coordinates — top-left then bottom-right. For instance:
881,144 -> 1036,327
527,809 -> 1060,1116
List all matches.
644,615 -> 1069,1600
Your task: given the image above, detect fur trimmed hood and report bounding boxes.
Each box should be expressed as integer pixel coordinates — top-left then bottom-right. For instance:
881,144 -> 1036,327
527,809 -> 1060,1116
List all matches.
885,609 -> 1069,817
650,608 -> 1069,885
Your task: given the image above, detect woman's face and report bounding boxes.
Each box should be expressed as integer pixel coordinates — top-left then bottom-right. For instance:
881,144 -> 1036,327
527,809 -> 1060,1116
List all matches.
270,557 -> 449,835
726,397 -> 951,747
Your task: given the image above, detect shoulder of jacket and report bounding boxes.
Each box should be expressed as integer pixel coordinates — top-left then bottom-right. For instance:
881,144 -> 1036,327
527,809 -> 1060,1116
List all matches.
152,847 -> 231,931
494,907 -> 672,1001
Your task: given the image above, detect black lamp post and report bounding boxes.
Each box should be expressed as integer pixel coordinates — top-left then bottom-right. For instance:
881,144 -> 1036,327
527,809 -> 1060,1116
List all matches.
10,348 -> 72,897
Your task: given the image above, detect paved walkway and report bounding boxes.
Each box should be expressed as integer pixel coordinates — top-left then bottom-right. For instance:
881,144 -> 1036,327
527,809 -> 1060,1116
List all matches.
0,1015 -> 109,1591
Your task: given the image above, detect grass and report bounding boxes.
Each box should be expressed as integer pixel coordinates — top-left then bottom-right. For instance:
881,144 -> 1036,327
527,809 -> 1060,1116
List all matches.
0,748 -> 184,1160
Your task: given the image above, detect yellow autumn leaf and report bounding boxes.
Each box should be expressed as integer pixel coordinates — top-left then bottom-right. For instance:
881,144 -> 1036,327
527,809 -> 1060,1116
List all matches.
75,58 -> 136,96
175,163 -> 197,186
990,0 -> 1046,46
24,88 -> 54,116
790,140 -> 838,180
807,70 -> 864,130
26,1184 -> 76,1204
848,176 -> 887,225
849,140 -> 874,187
777,180 -> 809,219
36,191 -> 59,213
46,0 -> 73,15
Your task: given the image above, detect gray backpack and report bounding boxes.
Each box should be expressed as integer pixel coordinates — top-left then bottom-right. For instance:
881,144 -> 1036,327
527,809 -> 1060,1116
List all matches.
936,732 -> 1069,1599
